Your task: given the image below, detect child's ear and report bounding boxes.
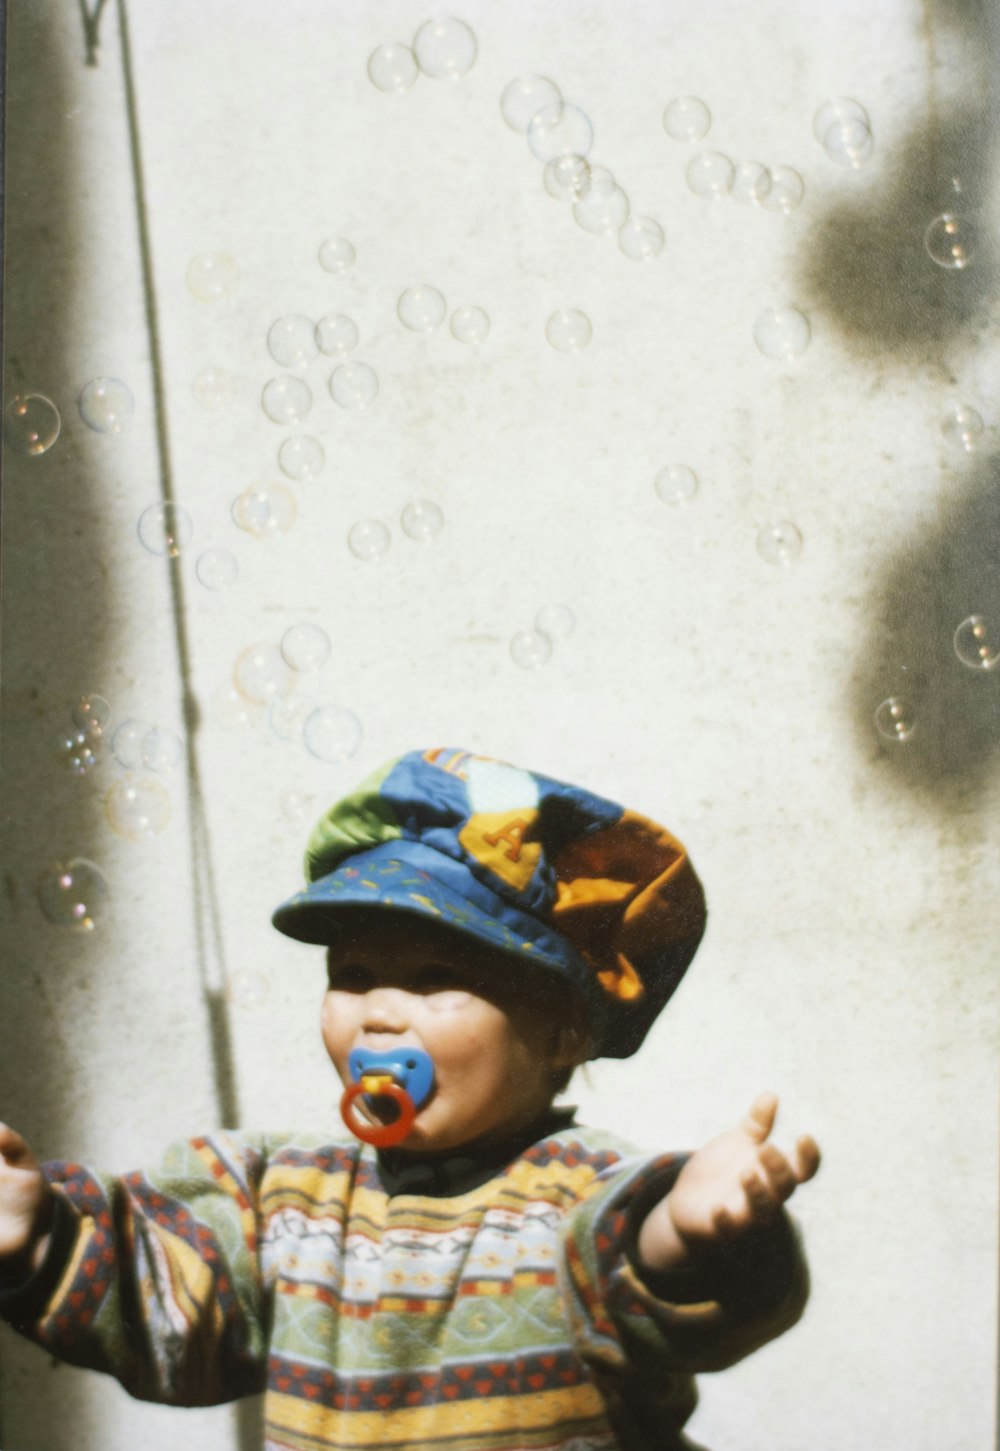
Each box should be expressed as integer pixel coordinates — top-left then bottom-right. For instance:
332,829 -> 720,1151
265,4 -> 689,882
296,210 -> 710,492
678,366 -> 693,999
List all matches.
550,1021 -> 593,1070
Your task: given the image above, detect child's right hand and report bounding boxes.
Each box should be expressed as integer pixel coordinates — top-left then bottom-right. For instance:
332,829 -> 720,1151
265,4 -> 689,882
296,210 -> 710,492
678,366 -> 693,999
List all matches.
0,1123 -> 52,1265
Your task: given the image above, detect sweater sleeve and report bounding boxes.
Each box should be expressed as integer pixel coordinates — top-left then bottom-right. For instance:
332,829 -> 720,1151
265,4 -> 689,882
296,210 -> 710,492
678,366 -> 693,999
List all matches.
0,1133 -> 271,1407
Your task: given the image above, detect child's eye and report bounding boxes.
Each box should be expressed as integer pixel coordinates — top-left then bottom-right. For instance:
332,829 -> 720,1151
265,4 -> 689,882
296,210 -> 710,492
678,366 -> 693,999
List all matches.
328,963 -> 374,991
414,964 -> 465,991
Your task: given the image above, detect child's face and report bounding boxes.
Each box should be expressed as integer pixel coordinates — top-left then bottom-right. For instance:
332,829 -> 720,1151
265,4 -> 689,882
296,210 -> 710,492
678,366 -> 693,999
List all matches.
321,913 -> 578,1153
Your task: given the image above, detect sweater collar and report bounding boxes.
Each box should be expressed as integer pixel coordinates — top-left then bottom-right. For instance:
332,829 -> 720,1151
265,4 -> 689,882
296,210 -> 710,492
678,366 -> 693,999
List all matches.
374,1106 -> 577,1198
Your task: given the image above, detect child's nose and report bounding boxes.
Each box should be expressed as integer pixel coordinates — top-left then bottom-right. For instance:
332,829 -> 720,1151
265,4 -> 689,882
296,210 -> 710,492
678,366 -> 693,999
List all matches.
361,986 -> 411,1033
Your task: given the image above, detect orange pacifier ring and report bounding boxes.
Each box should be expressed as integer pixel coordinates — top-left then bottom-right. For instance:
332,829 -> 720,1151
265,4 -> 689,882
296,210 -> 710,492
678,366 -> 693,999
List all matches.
340,1075 -> 417,1148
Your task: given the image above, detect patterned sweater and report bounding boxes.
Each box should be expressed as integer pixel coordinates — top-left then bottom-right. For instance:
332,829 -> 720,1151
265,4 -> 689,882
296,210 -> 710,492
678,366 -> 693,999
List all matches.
0,1122 -> 807,1450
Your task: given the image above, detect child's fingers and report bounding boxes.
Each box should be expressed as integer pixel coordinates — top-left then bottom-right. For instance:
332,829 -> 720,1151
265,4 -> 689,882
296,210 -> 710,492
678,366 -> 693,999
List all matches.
758,1142 -> 798,1201
0,1124 -> 34,1167
741,1092 -> 778,1144
740,1166 -> 779,1221
793,1134 -> 821,1183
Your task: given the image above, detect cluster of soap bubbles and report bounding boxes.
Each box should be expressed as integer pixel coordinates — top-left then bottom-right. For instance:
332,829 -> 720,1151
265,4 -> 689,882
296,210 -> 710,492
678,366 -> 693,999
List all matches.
368,16 -> 477,92
398,285 -> 491,344
872,616 -> 997,748
665,96 -> 803,214
813,98 -> 874,170
57,694 -> 112,777
348,500 -> 445,562
509,605 -> 576,671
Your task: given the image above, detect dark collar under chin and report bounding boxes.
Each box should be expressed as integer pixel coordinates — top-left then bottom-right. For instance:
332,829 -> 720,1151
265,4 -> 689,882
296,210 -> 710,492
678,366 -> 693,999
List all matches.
374,1106 -> 577,1198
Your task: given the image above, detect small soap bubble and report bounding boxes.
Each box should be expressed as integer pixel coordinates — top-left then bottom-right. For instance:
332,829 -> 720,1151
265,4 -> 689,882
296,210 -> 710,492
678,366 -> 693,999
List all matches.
535,604 -> 575,640
196,547 -> 239,589
753,306 -> 811,361
141,726 -> 183,772
450,306 -> 490,344
368,42 -> 418,92
925,213 -> 976,270
619,216 -> 665,261
58,730 -> 100,776
510,629 -> 552,670
231,483 -> 298,537
941,405 -> 984,452
315,313 -> 359,357
304,705 -> 363,763
227,969 -> 270,1008
500,74 -> 561,132
348,519 -> 391,561
78,378 -> 134,433
279,435 -> 325,482
528,103 -> 594,163
267,315 -> 318,370
281,623 -> 331,673
268,695 -> 315,743
280,789 -> 315,822
663,95 -> 711,142
138,502 -> 192,556
756,520 -> 803,566
4,393 -> 61,455
654,465 -> 699,505
413,16 -> 477,80
212,685 -> 265,731
822,118 -> 874,169
234,642 -> 296,704
71,694 -> 112,738
105,774 -> 172,840
186,252 -> 239,302
953,615 -> 998,671
401,500 -> 444,542
398,285 -> 447,333
330,362 -> 379,411
261,376 -> 312,424
38,859 -> 108,930
874,696 -> 917,743
686,151 -> 735,199
813,97 -> 870,144
759,166 -> 804,214
318,237 -> 356,273
111,718 -> 151,769
545,309 -> 592,353
543,154 -> 592,202
732,161 -> 770,205
192,367 -> 236,408
573,170 -> 629,235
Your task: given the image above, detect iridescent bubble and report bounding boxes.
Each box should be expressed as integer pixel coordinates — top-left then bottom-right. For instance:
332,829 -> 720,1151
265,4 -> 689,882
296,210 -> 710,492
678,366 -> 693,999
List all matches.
234,642 -> 296,704
654,465 -> 699,505
732,161 -> 770,205
105,774 -> 172,840
663,95 -> 711,142
573,169 -> 629,235
953,615 -> 999,671
330,362 -> 379,411
941,405 -> 985,452
196,547 -> 239,589
527,103 -> 594,163
4,393 -> 61,455
510,629 -> 552,670
212,685 -> 265,731
231,483 -> 298,537
874,696 -> 917,743
686,151 -> 735,199
141,726 -> 183,772
535,604 -> 575,640
822,118 -> 874,169
192,367 -> 236,408
77,377 -> 134,433
759,166 -> 804,214
398,285 -> 447,333
186,252 -> 239,302
753,306 -> 811,361
281,623 -> 331,672
137,502 -> 193,557
58,730 -> 100,776
278,435 -> 325,482
111,718 -> 151,769
318,237 -> 356,273
401,500 -> 444,541
500,74 -> 561,132
38,859 -> 108,930
315,313 -> 359,357
925,213 -> 976,270
756,520 -> 803,566
368,42 -> 418,92
543,154 -> 592,202
71,694 -> 112,737
348,519 -> 391,561
269,695 -> 315,743
812,97 -> 870,144
304,705 -> 363,763
619,216 -> 665,261
545,309 -> 592,353
450,306 -> 490,344
267,315 -> 318,370
261,376 -> 312,424
413,16 -> 477,80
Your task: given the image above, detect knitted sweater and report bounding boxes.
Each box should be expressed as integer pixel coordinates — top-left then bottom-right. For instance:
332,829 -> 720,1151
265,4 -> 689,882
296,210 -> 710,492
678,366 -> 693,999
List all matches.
0,1122 -> 807,1450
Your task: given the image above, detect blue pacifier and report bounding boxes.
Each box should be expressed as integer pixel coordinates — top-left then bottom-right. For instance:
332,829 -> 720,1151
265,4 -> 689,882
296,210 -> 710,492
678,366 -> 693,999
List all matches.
341,1046 -> 435,1147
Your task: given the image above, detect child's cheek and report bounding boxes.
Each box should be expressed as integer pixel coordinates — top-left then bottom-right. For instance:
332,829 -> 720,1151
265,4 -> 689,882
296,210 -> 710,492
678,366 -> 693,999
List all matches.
425,989 -> 475,1014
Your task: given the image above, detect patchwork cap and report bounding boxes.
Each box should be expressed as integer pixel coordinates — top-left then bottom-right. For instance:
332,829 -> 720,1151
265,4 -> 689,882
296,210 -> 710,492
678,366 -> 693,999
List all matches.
272,748 -> 707,1058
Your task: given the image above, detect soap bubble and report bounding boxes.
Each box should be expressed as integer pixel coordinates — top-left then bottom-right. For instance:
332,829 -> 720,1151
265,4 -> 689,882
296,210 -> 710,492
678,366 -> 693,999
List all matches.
535,604 -> 575,640
4,393 -> 61,455
756,520 -> 803,565
543,154 -> 592,202
732,162 -> 771,205
186,252 -> 239,302
231,483 -> 297,537
573,170 -> 629,234
654,465 -> 699,505
196,547 -> 239,589
545,309 -> 592,353
401,500 -> 444,541
278,435 -> 325,482
348,519 -> 391,561
663,96 -> 711,142
234,642 -> 296,704
111,718 -> 151,769
105,775 -> 172,840
619,216 -> 665,261
192,367 -> 236,408
875,696 -> 917,743
413,16 -> 477,79
267,315 -> 317,370
141,726 -> 183,772
78,378 -> 134,433
528,103 -> 594,163
318,237 -> 356,273
759,166 -> 804,214
281,623 -> 331,672
398,285 -> 447,332
138,502 -> 192,556
813,97 -> 870,143
450,306 -> 490,344
925,213 -> 976,270
280,789 -> 315,822
941,405 -> 984,452
212,685 -> 265,731
686,151 -> 735,199
227,970 -> 270,1008
304,705 -> 363,762
500,74 -> 561,132
367,42 -> 418,92
953,615 -> 998,671
315,313 -> 359,357
330,362 -> 379,410
261,376 -> 312,424
38,859 -> 108,930
58,731 -> 100,776
813,99 -> 873,168
269,696 -> 315,743
753,306 -> 811,361
71,694 -> 112,737
510,629 -> 552,670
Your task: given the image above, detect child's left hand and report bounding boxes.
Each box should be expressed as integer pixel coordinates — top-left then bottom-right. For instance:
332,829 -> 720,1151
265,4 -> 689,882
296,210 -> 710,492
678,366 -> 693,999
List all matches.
637,1093 -> 820,1272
